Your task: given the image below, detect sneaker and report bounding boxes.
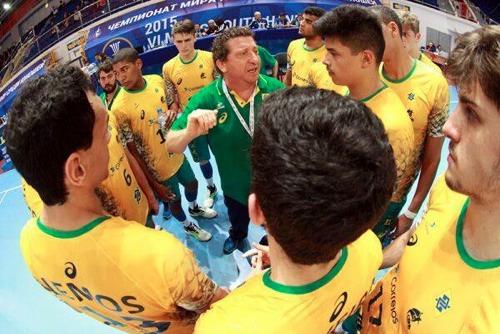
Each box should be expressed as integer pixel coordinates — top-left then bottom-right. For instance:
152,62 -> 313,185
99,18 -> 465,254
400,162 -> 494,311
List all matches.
203,185 -> 218,208
184,222 -> 212,242
189,204 -> 217,219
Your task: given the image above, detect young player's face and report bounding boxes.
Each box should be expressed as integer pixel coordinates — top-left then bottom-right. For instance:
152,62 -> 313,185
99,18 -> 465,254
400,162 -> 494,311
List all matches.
113,59 -> 142,91
221,36 -> 260,84
402,25 -> 420,53
98,70 -> 117,94
173,32 -> 196,59
299,13 -> 319,37
323,37 -> 363,87
443,82 -> 500,200
84,92 -> 111,186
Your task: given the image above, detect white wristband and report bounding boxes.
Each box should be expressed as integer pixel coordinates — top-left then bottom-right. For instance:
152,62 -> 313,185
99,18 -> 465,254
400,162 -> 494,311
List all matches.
403,210 -> 417,220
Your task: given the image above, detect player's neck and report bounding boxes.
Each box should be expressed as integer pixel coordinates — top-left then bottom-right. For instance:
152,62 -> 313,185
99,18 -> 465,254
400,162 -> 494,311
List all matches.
349,71 -> 384,101
179,49 -> 196,63
224,76 -> 256,101
303,36 -> 323,50
129,77 -> 146,91
41,191 -> 107,232
106,85 -> 118,103
409,47 -> 420,59
268,236 -> 342,287
462,196 -> 500,261
383,45 -> 414,80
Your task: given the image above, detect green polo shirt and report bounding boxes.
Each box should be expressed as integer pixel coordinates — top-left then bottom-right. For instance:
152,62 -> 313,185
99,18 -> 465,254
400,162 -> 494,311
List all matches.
258,46 -> 277,75
99,86 -> 121,110
172,75 -> 284,205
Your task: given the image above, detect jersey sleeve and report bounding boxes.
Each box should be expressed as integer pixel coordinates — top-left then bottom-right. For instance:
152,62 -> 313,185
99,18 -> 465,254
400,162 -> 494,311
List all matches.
171,87 -> 209,131
286,42 -> 294,69
427,75 -> 449,137
169,245 -> 217,312
259,46 -> 277,70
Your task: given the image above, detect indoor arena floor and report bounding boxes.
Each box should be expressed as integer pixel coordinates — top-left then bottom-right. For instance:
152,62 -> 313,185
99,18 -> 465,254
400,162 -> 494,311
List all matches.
0,88 -> 457,333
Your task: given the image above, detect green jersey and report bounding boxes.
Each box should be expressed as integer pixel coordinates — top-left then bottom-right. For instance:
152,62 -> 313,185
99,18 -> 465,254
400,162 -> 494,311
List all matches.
172,75 -> 284,204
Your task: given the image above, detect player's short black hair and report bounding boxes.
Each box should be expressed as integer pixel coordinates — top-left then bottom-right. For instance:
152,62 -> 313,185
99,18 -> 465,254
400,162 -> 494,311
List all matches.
314,5 -> 385,64
5,65 -> 96,205
304,6 -> 326,18
252,87 -> 396,265
370,5 -> 403,38
112,47 -> 139,64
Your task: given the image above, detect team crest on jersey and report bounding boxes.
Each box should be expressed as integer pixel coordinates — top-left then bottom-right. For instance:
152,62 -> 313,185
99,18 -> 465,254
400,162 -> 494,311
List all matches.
313,58 -> 318,63
408,92 -> 415,101
407,233 -> 418,246
219,112 -> 228,124
177,78 -> 183,85
406,308 -> 423,329
201,72 -> 206,79
406,109 -> 414,122
435,294 -> 451,313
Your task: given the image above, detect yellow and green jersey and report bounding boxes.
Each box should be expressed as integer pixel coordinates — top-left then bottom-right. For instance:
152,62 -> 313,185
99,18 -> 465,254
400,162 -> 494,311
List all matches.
308,62 -> 348,95
162,50 -> 215,109
172,75 -> 284,205
380,59 -> 449,170
361,176 -> 500,333
96,113 -> 149,225
287,38 -> 326,87
21,178 -> 43,218
362,84 -> 415,202
20,215 -> 218,334
111,75 -> 184,183
195,231 -> 382,334
419,52 -> 442,74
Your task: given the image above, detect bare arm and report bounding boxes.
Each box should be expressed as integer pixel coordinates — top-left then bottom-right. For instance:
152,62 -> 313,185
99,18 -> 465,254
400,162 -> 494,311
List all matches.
126,142 -> 175,202
396,136 -> 444,235
284,68 -> 292,86
381,226 -> 415,269
125,147 -> 158,214
164,74 -> 180,113
166,109 -> 218,153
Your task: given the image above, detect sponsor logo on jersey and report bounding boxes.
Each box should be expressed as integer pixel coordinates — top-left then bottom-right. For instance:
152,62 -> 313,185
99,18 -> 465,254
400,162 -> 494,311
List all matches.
219,112 -> 228,124
435,294 -> 451,313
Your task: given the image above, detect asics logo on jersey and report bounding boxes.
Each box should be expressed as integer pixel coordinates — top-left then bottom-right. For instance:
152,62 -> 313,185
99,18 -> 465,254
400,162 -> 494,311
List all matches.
219,112 -> 228,124
177,78 -> 183,85
406,308 -> 423,329
435,294 -> 451,312
140,110 -> 145,120
201,72 -> 206,79
64,262 -> 77,279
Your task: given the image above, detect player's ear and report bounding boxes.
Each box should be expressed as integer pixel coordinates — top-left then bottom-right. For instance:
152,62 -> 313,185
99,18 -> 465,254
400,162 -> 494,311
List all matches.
136,58 -> 143,70
249,193 -> 266,226
216,59 -> 227,74
361,50 -> 374,68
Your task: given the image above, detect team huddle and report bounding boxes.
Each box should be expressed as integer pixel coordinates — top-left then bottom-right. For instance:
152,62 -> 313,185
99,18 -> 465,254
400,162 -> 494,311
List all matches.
6,4 -> 499,334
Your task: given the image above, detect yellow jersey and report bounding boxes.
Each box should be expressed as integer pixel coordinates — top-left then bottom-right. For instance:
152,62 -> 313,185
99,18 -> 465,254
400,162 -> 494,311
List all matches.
287,38 -> 327,87
21,178 -> 43,217
96,113 -> 149,225
111,75 -> 183,183
308,62 -> 348,95
20,215 -> 218,334
362,85 -> 415,201
195,231 -> 382,334
162,50 -> 215,109
361,176 -> 500,333
381,59 -> 449,169
419,52 -> 442,74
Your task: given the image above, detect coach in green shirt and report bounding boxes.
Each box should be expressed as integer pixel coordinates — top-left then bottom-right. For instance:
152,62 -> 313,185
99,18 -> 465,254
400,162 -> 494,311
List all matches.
167,27 -> 284,254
